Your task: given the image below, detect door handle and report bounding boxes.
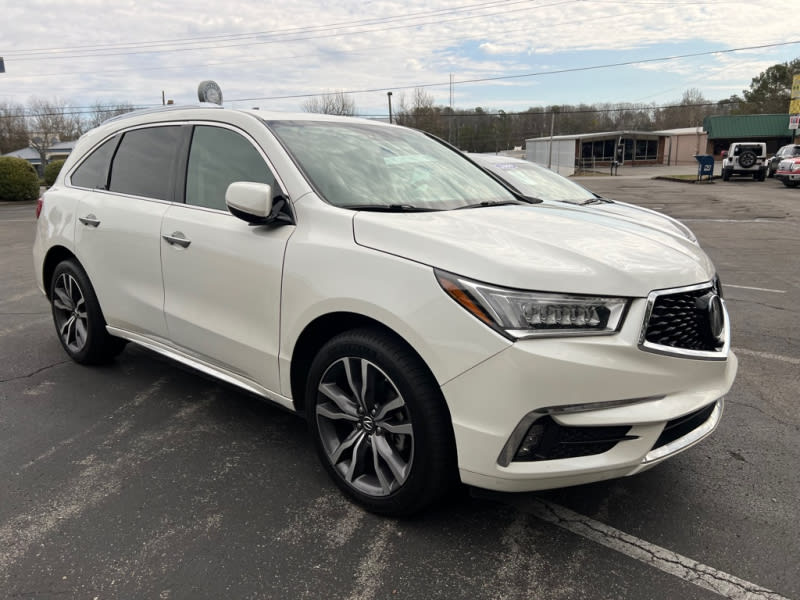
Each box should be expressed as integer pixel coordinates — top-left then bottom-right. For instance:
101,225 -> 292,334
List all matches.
162,231 -> 192,248
79,214 -> 101,227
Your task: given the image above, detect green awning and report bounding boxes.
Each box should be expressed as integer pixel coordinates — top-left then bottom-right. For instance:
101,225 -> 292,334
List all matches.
703,114 -> 791,139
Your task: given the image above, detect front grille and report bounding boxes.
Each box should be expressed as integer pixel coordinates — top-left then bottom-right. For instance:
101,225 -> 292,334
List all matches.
515,417 -> 635,462
651,402 -> 716,450
642,280 -> 724,354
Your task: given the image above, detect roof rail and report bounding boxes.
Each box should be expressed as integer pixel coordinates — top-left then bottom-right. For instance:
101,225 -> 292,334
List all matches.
101,102 -> 224,126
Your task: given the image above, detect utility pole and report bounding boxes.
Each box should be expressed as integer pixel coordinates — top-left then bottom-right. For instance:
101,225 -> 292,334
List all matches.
387,92 -> 393,124
547,106 -> 558,170
449,73 -> 454,144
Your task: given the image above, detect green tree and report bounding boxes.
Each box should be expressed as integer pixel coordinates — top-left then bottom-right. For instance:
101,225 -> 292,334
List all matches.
739,58 -> 800,114
0,156 -> 40,202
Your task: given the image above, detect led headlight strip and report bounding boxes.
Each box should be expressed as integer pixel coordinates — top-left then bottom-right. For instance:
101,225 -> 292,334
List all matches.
435,269 -> 629,340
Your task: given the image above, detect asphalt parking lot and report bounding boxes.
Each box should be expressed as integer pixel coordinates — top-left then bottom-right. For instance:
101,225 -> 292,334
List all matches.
1,175 -> 798,600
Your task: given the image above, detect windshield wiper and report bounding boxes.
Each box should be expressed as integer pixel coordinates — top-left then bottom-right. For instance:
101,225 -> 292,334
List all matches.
455,200 -> 528,210
345,204 -> 441,212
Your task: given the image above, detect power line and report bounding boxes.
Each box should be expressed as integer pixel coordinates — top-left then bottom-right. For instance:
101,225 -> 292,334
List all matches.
0,39 -> 792,116
227,39 -> 800,103
0,5 -> 677,80
5,0 -> 525,56
4,0 -> 729,59
0,98 -> 744,121
7,0 -> 569,62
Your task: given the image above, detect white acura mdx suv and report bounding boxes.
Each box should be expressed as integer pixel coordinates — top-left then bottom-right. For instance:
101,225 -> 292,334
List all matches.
33,105 -> 737,515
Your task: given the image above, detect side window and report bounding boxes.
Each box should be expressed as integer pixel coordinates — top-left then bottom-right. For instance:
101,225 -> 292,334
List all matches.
70,136 -> 118,189
186,125 -> 276,211
109,126 -> 182,201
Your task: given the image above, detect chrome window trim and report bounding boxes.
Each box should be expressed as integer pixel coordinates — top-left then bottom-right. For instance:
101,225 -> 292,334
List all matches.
65,120 -> 292,219
496,395 -> 662,467
638,280 -> 730,361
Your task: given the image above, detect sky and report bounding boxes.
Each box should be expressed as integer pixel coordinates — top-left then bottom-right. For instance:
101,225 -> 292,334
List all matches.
1,0 -> 799,118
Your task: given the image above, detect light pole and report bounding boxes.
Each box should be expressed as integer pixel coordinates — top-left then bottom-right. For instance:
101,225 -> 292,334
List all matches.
387,91 -> 393,124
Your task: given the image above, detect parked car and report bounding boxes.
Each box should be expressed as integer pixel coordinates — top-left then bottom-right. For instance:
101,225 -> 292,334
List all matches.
33,105 -> 737,515
720,142 -> 767,181
767,144 -> 800,177
468,154 -> 698,243
775,156 -> 800,187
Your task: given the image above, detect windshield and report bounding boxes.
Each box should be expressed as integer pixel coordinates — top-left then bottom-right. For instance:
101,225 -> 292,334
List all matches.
476,158 -> 597,204
266,120 -> 517,210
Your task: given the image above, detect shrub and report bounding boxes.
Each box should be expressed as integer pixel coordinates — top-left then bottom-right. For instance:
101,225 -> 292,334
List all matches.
44,159 -> 66,187
0,157 -> 40,202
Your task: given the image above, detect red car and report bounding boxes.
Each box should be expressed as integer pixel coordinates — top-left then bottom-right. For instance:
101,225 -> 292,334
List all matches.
775,157 -> 800,187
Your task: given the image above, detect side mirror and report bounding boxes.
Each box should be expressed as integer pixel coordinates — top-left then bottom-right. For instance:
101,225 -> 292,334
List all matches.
226,182 -> 273,224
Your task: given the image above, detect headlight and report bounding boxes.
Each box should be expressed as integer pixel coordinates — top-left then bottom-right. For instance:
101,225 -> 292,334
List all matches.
435,270 -> 629,340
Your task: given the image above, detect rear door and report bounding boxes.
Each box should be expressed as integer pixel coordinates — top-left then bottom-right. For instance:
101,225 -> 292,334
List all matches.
160,123 -> 294,393
73,125 -> 185,339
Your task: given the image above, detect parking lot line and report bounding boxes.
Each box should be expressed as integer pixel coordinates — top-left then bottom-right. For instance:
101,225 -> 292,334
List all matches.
517,498 -> 791,600
726,284 -> 786,294
732,348 -> 800,366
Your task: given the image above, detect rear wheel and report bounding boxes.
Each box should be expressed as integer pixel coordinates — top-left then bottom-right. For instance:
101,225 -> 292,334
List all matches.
306,329 -> 456,516
50,260 -> 126,364
721,167 -> 731,181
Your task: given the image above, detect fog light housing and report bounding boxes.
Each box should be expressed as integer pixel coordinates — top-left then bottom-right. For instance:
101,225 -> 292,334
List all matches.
515,421 -> 546,460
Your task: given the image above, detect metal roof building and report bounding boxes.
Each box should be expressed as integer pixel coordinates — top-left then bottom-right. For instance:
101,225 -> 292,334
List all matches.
702,114 -> 793,155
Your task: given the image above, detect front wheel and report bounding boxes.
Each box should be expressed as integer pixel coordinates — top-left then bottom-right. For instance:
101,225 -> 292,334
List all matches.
306,329 -> 456,516
783,180 -> 798,188
50,259 -> 126,364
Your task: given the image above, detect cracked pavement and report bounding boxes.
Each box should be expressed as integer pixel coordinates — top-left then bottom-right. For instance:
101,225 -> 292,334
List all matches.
1,177 -> 798,599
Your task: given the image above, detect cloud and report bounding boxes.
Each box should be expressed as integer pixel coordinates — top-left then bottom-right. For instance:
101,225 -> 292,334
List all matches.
1,0 -> 798,115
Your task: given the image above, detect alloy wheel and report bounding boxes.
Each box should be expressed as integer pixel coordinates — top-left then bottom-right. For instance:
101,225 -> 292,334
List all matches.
52,273 -> 88,353
315,357 -> 414,497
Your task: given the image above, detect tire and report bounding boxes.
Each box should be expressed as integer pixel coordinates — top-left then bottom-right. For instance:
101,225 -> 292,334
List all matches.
768,167 -> 775,178
721,167 -> 731,181
756,170 -> 766,182
306,328 -> 456,516
783,180 -> 798,188
738,150 -> 756,169
50,259 -> 127,364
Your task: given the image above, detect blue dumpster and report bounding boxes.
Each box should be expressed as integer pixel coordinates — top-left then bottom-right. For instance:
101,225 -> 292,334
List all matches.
694,154 -> 714,181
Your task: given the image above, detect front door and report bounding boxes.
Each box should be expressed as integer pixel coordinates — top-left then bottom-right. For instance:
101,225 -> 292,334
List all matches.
160,124 -> 294,393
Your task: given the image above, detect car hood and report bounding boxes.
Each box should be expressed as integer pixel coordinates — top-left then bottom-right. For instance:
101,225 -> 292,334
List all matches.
353,204 -> 714,297
566,200 -> 694,241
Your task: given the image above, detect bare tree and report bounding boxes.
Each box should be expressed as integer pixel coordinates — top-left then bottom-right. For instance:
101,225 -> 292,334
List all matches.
302,91 -> 356,116
26,97 -> 82,170
0,101 -> 29,154
81,100 -> 136,133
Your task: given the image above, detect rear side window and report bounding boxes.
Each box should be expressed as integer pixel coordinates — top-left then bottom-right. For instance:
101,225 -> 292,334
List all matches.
185,125 -> 276,211
70,136 -> 118,189
109,126 -> 182,201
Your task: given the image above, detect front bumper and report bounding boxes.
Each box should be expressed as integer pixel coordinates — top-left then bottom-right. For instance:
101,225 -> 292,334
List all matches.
776,172 -> 800,182
441,298 -> 737,492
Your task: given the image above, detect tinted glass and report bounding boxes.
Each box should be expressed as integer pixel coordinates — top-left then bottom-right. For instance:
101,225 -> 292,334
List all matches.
109,126 -> 182,200
186,126 -> 275,211
71,136 -> 117,189
268,120 -> 515,210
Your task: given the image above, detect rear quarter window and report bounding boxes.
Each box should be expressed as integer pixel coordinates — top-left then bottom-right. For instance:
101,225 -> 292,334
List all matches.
70,136 -> 118,189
